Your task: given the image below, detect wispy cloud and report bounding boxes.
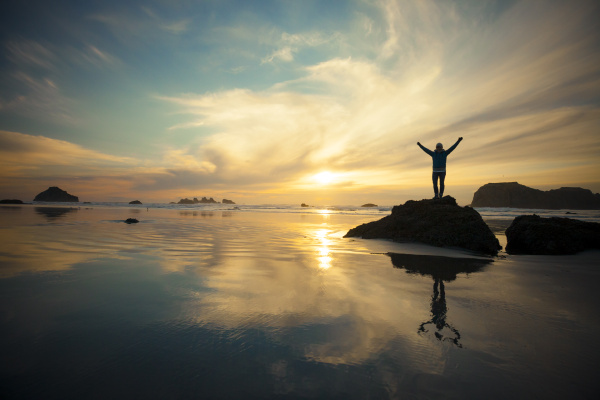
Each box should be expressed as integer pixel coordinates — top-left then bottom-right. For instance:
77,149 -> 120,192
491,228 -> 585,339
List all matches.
6,39 -> 56,70
0,72 -> 77,124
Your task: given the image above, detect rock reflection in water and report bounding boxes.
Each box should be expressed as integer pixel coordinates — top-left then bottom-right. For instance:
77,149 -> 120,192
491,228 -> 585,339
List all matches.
34,207 -> 78,220
388,253 -> 493,347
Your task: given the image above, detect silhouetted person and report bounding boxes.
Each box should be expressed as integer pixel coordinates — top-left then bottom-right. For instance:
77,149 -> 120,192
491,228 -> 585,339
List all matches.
417,137 -> 463,199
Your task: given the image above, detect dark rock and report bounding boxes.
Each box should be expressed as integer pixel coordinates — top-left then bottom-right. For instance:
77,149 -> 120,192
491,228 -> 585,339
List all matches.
222,199 -> 236,204
361,203 -> 378,207
34,187 -> 79,202
301,203 -> 310,207
129,200 -> 142,204
344,196 -> 501,256
177,197 -> 219,204
124,218 -> 139,224
0,199 -> 23,204
505,215 -> 600,255
471,182 -> 600,209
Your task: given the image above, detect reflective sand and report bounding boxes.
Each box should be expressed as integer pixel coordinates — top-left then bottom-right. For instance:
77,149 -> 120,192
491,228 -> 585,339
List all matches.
1,205 -> 599,399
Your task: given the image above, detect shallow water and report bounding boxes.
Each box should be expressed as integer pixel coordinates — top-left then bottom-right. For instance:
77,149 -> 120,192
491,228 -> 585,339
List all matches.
1,205 -> 599,399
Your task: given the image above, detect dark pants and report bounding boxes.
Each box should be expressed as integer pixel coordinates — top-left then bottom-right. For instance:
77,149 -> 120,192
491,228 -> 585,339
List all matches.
432,171 -> 446,197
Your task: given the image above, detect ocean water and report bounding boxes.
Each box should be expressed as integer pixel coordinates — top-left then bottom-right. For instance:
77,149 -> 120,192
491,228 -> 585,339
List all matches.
1,204 -> 599,399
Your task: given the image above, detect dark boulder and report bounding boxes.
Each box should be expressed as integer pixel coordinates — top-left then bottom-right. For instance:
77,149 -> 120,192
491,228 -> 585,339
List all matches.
471,182 -> 600,209
129,200 -> 142,205
505,215 -> 600,255
34,187 -> 79,202
222,199 -> 236,204
344,196 -> 501,256
0,199 -> 23,204
124,218 -> 139,224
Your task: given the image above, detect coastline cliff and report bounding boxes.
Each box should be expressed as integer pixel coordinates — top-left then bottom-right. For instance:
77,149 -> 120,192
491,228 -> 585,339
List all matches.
471,182 -> 600,209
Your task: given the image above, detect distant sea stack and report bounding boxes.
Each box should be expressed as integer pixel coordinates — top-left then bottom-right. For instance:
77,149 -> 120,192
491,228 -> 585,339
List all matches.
177,197 -> 223,204
33,187 -> 79,202
129,200 -> 142,204
344,196 -> 501,256
471,182 -> 600,209
222,199 -> 236,204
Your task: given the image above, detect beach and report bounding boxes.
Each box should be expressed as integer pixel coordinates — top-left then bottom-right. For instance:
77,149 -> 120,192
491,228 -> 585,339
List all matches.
1,204 -> 599,399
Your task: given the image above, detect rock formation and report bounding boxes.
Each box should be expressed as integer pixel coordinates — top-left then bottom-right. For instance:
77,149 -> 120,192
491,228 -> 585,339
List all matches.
344,196 -> 501,256
471,182 -> 600,209
0,199 -> 23,204
222,199 -> 235,204
124,218 -> 139,224
33,187 -> 79,202
129,200 -> 142,205
505,215 -> 600,255
361,203 -> 378,207
177,197 -> 220,204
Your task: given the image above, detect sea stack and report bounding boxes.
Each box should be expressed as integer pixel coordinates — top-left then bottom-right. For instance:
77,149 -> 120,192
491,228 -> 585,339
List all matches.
33,187 -> 79,202
344,196 -> 501,256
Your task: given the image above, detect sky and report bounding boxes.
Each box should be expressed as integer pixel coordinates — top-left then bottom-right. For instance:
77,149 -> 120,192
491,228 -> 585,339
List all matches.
0,0 -> 599,206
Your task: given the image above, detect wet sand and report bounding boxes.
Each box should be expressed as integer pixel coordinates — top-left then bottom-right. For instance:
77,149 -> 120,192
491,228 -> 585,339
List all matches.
0,205 -> 599,399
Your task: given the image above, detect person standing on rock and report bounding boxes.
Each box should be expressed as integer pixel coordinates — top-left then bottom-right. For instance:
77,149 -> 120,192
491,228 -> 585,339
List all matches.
417,137 -> 463,199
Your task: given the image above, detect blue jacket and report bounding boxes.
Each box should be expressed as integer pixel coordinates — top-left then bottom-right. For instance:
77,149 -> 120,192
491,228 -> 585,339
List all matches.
418,139 -> 461,170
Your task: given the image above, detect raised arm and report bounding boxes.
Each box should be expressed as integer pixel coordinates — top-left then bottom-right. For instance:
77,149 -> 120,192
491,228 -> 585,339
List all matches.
417,142 -> 434,156
445,137 -> 463,155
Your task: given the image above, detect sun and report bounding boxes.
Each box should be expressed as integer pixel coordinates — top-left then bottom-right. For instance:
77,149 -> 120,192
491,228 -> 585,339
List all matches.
313,171 -> 335,185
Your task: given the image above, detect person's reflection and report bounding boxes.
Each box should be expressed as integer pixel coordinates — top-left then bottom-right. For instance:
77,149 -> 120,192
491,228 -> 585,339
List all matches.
419,276 -> 463,347
387,253 -> 493,348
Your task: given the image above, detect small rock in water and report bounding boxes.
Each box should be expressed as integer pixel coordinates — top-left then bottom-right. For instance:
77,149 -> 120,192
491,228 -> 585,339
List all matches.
125,218 -> 139,224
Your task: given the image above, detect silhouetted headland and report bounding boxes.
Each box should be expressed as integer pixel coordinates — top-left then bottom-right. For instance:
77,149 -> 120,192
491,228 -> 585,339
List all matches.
505,215 -> 600,255
129,200 -> 142,205
471,182 -> 600,209
344,196 -> 501,256
33,186 -> 79,202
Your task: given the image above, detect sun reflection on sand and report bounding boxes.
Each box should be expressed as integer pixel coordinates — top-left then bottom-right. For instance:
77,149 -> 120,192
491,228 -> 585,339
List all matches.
315,228 -> 333,270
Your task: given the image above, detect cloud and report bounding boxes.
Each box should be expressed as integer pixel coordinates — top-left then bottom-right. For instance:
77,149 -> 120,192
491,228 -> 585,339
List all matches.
0,130 -> 135,177
0,72 -> 77,124
1,38 -> 121,124
261,30 -> 341,64
6,39 -> 56,70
